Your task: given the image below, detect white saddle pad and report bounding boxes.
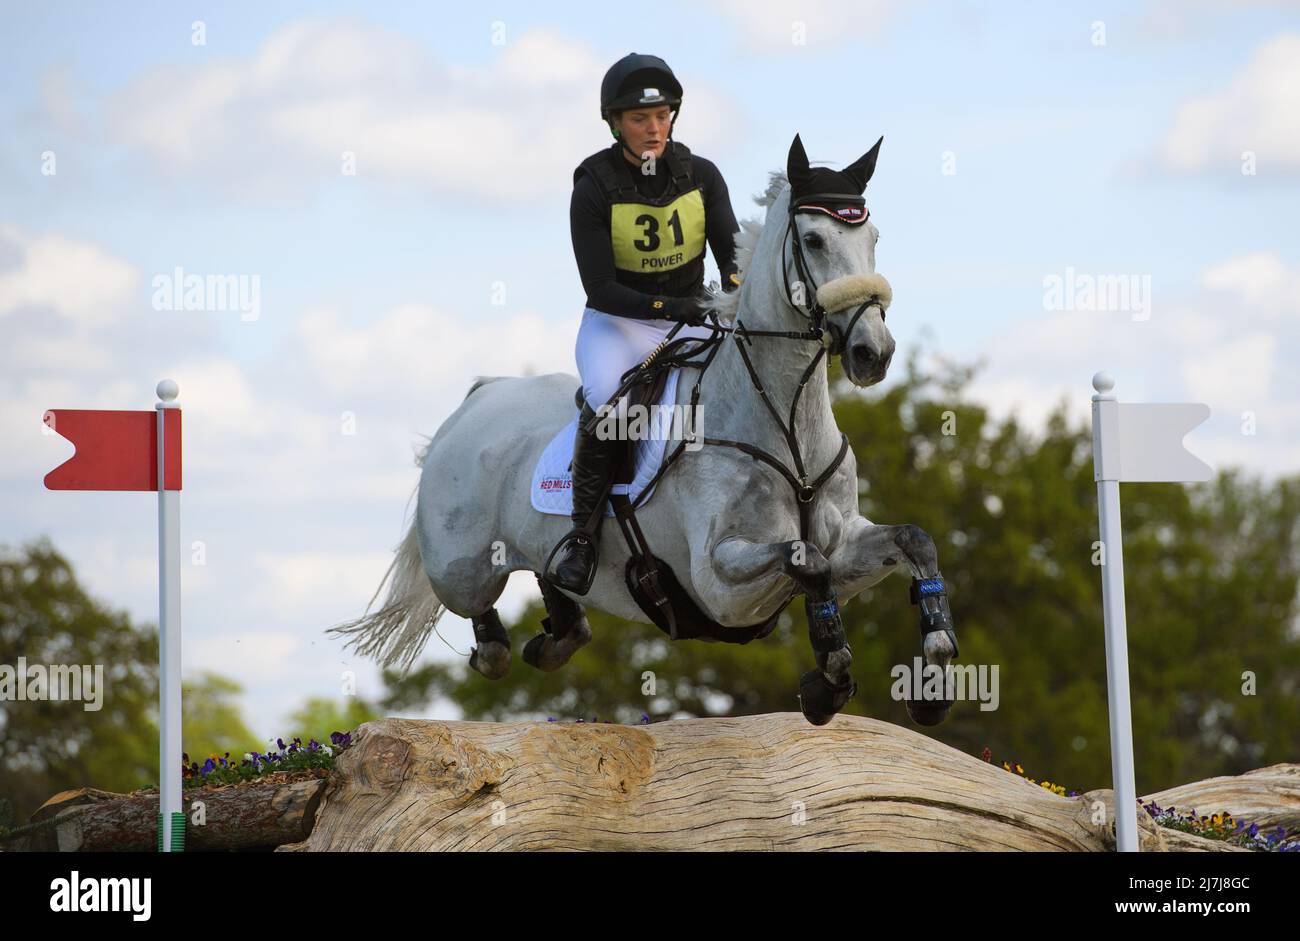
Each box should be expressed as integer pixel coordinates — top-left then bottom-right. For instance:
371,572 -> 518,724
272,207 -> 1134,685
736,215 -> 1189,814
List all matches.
531,370 -> 683,517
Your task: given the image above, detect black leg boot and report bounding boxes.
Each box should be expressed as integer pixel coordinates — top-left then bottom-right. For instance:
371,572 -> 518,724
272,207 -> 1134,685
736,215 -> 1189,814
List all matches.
551,402 -> 623,594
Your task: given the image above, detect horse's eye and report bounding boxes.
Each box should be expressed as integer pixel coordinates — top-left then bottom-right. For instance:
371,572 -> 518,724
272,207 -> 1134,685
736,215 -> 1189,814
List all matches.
803,234 -> 824,250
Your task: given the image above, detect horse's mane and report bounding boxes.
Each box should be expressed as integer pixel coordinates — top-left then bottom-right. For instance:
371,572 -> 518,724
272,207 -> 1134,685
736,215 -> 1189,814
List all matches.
707,170 -> 788,321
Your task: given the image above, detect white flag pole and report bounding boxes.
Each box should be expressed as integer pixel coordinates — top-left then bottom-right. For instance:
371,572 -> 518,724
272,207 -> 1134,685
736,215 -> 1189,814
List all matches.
156,379 -> 184,852
1090,371 -> 1139,851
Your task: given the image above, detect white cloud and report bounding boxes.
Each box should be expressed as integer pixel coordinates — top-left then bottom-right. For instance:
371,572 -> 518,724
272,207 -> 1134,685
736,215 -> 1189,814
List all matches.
247,550 -> 398,620
0,219 -> 579,669
1200,251 -> 1300,310
705,0 -> 900,50
0,222 -> 578,509
40,66 -> 87,138
1140,1 -> 1300,41
6,319 -> 115,373
1159,33 -> 1300,175
295,303 -> 574,400
0,225 -> 139,327
962,253 -> 1300,477
104,18 -> 743,201
961,373 -> 1084,437
186,630 -> 304,682
1181,332 -> 1276,406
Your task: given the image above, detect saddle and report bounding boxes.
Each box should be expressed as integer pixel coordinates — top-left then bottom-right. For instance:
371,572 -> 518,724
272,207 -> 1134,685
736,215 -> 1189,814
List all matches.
573,372 -> 784,646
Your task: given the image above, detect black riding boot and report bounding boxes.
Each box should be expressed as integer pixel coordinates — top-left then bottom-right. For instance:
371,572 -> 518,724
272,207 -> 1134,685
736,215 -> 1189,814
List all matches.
551,402 -> 623,594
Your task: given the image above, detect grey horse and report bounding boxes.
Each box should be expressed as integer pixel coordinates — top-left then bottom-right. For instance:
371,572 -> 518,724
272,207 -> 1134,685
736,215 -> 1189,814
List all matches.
329,135 -> 959,726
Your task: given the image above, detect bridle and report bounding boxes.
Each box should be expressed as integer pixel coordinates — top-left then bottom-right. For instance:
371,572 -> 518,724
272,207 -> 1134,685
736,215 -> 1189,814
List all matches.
780,191 -> 882,357
590,187 -> 887,550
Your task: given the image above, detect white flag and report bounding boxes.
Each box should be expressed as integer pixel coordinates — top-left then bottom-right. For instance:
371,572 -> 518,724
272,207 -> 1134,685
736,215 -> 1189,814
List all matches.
1093,401 -> 1212,483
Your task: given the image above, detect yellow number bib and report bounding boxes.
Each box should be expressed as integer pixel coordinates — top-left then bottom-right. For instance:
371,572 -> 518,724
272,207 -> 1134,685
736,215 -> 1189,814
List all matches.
610,189 -> 706,274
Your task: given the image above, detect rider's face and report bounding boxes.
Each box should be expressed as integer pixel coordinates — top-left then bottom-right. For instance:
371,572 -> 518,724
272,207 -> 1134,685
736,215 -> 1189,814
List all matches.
616,107 -> 672,162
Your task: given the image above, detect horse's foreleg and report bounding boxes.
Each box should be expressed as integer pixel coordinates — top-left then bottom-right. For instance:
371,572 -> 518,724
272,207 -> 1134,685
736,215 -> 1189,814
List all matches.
522,574 -> 593,672
829,518 -> 959,726
711,536 -> 856,726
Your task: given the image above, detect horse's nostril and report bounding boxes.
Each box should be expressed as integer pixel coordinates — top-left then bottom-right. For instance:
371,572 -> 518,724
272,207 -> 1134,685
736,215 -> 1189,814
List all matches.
850,345 -> 876,371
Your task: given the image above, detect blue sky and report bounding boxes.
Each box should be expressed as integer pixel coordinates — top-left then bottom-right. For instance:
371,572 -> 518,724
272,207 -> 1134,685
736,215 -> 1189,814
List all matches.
3,1 -> 1298,738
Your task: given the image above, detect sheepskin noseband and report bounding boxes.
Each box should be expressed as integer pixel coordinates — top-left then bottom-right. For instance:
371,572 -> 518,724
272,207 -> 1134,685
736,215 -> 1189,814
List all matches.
816,273 -> 892,315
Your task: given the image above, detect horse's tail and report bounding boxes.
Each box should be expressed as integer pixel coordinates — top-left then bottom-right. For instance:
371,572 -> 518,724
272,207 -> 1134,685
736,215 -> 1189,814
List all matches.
325,502 -> 445,675
328,378 -> 502,671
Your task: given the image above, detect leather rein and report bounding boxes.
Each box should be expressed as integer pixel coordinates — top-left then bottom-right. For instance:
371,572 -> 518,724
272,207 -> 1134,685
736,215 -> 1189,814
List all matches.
601,191 -> 885,547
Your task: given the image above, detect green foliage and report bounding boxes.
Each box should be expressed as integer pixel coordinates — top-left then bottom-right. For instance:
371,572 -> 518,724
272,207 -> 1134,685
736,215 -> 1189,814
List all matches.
0,538 -> 160,823
1137,797 -> 1299,851
283,695 -> 383,742
181,671 -> 258,766
128,734 -> 346,799
0,538 -> 375,824
386,351 -> 1300,794
985,749 -> 1297,850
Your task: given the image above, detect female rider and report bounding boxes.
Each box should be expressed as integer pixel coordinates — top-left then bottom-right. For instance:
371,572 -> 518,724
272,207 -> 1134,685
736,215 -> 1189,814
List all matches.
549,52 -> 741,594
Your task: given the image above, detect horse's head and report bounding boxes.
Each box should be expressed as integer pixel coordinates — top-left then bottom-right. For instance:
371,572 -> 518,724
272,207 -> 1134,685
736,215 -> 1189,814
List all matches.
774,133 -> 894,387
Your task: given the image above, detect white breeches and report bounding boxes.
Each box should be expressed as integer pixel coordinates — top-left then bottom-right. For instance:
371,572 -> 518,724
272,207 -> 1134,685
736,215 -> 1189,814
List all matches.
575,307 -> 715,410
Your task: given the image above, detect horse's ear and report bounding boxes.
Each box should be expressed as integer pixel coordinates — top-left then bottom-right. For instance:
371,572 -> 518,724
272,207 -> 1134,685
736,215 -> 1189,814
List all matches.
843,135 -> 884,192
787,134 -> 813,192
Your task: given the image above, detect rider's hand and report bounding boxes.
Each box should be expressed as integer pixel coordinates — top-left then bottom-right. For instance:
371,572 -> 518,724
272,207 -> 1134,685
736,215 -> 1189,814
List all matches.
722,270 -> 741,294
666,296 -> 710,326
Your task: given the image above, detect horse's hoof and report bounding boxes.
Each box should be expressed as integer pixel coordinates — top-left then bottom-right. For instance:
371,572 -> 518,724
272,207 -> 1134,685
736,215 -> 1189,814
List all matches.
800,703 -> 834,726
522,620 -> 592,672
469,641 -> 510,680
905,696 -> 952,726
522,633 -> 551,670
797,668 -> 856,726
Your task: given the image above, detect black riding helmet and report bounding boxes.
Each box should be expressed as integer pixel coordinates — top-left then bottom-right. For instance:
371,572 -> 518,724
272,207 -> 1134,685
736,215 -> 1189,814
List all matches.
600,53 -> 683,160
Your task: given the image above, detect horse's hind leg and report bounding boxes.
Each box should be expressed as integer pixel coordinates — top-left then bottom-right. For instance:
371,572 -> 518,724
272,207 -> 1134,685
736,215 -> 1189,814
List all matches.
426,536 -> 517,681
522,574 -> 593,671
469,608 -> 511,680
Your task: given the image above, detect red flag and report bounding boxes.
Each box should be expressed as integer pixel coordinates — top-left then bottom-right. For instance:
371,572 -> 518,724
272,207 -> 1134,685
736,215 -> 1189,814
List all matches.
43,409 -> 182,491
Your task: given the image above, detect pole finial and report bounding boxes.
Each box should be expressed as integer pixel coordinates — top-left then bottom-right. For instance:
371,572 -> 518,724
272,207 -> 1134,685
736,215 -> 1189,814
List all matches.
1092,371 -> 1115,395
157,379 -> 179,403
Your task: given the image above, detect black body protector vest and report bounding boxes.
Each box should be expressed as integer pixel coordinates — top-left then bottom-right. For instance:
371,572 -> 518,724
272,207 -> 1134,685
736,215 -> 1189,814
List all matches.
574,141 -> 706,297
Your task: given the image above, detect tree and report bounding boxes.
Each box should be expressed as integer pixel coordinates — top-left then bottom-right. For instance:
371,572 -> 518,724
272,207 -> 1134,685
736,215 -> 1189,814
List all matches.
0,538 -> 159,823
0,541 -> 283,822
284,695 -> 384,744
181,672 -> 258,767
